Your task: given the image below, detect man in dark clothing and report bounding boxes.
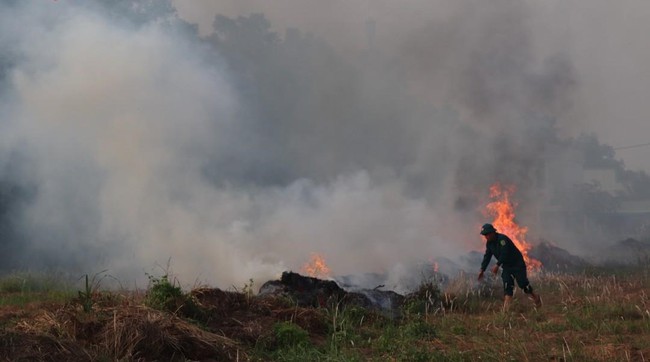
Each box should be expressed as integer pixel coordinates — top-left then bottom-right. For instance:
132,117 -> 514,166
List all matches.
477,223 -> 542,310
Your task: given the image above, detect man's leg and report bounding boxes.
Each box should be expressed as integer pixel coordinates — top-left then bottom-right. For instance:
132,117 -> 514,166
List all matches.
514,268 -> 542,307
501,270 -> 515,311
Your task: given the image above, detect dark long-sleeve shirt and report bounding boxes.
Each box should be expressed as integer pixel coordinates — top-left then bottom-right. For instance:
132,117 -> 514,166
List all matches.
480,233 -> 526,271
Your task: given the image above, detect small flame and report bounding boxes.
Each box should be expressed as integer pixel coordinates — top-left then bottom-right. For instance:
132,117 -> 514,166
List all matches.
301,253 -> 331,279
428,257 -> 440,273
486,183 -> 542,271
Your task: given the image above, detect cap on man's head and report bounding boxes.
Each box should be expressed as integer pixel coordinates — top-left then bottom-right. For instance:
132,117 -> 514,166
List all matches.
480,223 -> 497,235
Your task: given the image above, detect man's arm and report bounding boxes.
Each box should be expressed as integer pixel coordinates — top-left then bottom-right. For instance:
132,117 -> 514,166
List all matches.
480,246 -> 493,272
478,247 -> 492,280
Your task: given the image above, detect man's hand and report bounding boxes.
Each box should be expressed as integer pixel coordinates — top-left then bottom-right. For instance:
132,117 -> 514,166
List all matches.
491,264 -> 499,275
478,270 -> 485,281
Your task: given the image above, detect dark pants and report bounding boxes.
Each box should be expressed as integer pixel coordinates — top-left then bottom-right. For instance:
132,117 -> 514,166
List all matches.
502,267 -> 533,296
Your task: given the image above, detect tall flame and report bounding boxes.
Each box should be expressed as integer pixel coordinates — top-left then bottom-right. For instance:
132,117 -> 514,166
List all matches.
301,253 -> 332,279
486,183 -> 542,271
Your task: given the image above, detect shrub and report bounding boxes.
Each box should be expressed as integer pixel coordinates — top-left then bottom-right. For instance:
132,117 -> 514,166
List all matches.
144,274 -> 184,312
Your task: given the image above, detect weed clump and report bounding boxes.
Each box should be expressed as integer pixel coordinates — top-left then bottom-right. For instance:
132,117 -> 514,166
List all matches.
403,281 -> 443,316
144,274 -> 202,319
273,321 -> 310,348
144,274 -> 182,311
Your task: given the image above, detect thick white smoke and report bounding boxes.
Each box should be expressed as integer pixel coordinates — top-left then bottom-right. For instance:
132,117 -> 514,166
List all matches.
1,1 -> 476,288
3,3 -> 271,285
7,0 -> 642,288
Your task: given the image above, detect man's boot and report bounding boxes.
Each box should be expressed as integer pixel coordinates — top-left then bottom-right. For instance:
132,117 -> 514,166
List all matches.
529,292 -> 542,308
503,295 -> 512,312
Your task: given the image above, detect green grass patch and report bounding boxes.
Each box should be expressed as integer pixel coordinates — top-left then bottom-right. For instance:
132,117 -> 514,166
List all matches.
0,291 -> 73,306
0,272 -> 74,306
0,272 -> 71,294
274,321 -> 310,348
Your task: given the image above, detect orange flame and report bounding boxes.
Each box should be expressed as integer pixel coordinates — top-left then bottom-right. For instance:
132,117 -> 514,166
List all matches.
428,257 -> 440,273
301,253 -> 332,279
486,183 -> 542,271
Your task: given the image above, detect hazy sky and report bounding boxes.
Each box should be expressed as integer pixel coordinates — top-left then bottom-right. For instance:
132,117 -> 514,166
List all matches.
173,0 -> 650,172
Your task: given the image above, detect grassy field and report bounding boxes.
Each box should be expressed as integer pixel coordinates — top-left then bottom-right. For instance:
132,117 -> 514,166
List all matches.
0,266 -> 649,361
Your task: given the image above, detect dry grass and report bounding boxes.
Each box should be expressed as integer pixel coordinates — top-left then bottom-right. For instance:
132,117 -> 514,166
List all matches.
99,305 -> 241,360
1,266 -> 649,361
425,267 -> 650,361
1,293 -> 246,361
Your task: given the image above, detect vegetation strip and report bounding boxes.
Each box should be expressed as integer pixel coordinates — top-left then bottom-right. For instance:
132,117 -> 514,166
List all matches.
0,266 -> 648,361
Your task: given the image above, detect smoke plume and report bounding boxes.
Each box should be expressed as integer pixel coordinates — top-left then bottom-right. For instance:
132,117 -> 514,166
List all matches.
1,0 -> 643,288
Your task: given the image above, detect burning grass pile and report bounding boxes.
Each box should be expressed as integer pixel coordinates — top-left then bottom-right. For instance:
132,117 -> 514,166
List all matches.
259,271 -> 410,319
259,271 -> 347,308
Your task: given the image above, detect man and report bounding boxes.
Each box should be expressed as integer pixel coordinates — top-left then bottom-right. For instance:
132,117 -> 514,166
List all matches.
477,223 -> 541,310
